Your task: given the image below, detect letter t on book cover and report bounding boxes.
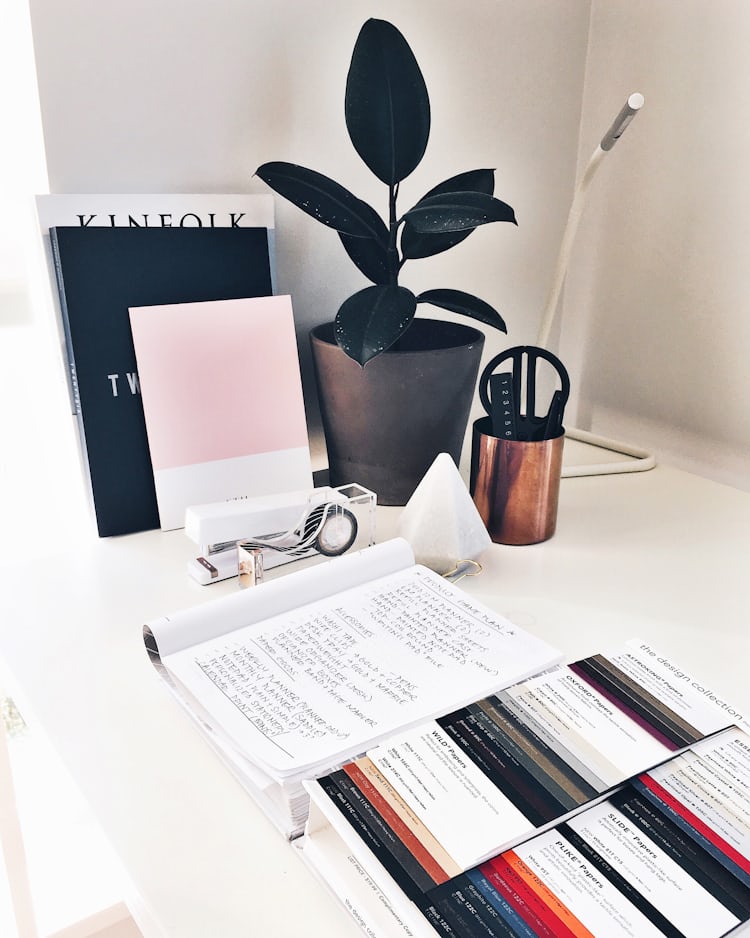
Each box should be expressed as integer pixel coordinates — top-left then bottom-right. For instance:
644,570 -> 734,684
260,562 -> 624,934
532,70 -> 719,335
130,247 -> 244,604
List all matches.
129,296 -> 313,530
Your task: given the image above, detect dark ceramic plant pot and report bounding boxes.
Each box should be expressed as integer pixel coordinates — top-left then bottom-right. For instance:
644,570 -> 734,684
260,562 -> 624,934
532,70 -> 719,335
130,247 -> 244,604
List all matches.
310,319 -> 485,506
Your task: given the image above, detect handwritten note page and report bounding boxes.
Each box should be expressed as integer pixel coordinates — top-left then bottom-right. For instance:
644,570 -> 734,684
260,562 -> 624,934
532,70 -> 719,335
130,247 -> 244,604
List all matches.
163,565 -> 559,778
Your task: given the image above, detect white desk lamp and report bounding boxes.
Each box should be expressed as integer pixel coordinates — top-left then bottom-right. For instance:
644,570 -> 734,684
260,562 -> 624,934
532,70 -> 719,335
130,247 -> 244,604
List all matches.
537,92 -> 656,477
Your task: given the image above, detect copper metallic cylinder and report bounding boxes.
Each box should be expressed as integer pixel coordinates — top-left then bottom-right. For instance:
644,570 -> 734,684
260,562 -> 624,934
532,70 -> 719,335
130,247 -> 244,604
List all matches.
470,417 -> 564,545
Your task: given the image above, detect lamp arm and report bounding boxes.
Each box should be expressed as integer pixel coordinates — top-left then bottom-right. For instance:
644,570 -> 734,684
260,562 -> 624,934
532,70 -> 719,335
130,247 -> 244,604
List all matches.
536,92 -> 644,348
536,145 -> 606,348
534,93 -> 655,477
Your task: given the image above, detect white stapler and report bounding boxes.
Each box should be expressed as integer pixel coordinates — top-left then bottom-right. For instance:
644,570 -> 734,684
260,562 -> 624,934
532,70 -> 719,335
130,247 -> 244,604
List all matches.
185,485 -> 364,585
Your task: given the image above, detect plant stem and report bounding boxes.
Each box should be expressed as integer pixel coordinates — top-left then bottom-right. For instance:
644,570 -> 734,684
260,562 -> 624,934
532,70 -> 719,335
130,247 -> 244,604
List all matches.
387,182 -> 400,285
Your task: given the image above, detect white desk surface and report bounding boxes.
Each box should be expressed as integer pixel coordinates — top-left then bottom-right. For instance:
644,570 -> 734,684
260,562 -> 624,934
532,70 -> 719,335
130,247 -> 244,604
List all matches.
1,448 -> 749,937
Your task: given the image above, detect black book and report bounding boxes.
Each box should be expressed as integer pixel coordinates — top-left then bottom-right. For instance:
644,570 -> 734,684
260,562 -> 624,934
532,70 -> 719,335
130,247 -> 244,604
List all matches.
50,225 -> 273,536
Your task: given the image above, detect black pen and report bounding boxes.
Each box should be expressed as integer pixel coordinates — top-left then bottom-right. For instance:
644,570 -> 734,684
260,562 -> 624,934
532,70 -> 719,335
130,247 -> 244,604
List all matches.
541,389 -> 563,440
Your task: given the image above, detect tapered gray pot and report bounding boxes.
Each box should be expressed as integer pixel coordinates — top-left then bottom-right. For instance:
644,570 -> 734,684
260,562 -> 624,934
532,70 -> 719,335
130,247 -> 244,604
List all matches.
310,319 -> 484,505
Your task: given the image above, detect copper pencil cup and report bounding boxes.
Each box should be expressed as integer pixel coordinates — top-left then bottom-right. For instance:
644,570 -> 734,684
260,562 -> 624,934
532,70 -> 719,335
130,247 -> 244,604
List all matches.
470,417 -> 564,545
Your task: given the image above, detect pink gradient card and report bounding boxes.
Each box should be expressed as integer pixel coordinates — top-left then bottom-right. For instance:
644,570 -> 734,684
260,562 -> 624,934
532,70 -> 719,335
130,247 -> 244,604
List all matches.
129,295 -> 312,529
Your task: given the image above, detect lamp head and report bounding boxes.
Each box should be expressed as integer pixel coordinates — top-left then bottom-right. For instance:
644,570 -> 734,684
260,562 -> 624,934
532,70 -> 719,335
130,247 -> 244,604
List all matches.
600,92 -> 644,151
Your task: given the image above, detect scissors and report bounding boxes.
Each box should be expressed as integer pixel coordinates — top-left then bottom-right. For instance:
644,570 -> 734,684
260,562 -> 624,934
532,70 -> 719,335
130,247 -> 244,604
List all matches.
478,345 -> 570,442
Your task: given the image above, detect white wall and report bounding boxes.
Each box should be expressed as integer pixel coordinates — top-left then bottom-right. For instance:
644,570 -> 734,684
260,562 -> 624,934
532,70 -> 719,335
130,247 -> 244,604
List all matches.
27,0 -> 591,467
561,0 -> 750,490
0,0 -> 47,321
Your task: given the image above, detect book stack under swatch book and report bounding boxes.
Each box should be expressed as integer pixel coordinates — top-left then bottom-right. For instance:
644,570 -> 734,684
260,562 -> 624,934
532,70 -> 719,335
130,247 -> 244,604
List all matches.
46,198 -> 312,537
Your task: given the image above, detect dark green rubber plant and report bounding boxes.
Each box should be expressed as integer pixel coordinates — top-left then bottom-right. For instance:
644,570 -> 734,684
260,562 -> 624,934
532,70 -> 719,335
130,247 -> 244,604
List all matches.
256,18 -> 517,366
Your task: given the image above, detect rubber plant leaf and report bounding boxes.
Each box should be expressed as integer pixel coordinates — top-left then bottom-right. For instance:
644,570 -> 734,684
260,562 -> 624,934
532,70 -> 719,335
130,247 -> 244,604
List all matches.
256,161 -> 387,241
403,191 -> 517,233
345,18 -> 430,186
335,284 -> 417,365
401,168 -> 496,260
338,202 -> 391,284
416,289 -> 507,333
